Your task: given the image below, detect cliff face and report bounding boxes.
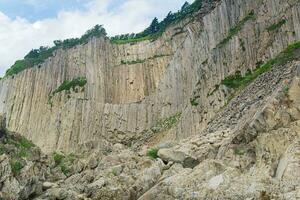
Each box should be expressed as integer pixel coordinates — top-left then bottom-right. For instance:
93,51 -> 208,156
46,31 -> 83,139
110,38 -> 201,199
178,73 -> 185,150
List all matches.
0,0 -> 300,154
2,0 -> 300,199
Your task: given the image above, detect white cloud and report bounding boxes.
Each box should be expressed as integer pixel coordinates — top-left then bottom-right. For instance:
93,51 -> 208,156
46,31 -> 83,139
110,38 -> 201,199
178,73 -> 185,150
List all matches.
0,0 -> 192,76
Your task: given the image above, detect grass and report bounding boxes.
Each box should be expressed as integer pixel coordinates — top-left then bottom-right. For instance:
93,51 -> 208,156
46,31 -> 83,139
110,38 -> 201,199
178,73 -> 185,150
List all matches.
147,148 -> 159,159
151,112 -> 182,133
267,19 -> 286,32
216,10 -> 255,48
221,41 -> 300,89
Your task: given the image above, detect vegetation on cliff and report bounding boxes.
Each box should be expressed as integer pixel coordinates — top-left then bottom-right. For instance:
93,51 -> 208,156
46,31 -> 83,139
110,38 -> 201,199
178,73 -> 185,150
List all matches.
53,152 -> 76,175
216,10 -> 255,48
222,41 -> 300,89
0,129 -> 36,175
48,77 -> 87,103
5,25 -> 106,77
267,19 -> 286,32
110,0 -> 205,44
4,0 -> 206,77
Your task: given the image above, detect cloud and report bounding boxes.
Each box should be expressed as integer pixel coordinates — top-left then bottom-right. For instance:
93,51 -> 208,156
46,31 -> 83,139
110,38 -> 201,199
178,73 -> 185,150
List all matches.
0,0 -> 192,76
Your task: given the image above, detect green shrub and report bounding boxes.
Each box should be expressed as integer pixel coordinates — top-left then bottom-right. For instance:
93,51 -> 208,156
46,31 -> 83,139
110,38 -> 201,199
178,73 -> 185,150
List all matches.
147,148 -> 159,159
49,77 -> 87,101
267,19 -> 286,32
60,164 -> 70,175
11,160 -> 23,175
53,152 -> 76,175
53,152 -> 65,166
19,137 -> 34,149
190,97 -> 200,106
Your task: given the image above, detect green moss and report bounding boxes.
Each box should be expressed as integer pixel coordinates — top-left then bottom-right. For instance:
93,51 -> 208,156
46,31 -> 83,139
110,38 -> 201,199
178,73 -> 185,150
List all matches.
222,41 -> 300,89
267,19 -> 286,32
147,148 -> 159,159
217,11 -> 255,48
151,112 -> 182,133
11,160 -> 23,175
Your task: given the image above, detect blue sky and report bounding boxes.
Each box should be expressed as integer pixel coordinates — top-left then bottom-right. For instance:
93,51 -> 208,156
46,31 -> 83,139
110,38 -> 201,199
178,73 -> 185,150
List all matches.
0,0 -> 192,75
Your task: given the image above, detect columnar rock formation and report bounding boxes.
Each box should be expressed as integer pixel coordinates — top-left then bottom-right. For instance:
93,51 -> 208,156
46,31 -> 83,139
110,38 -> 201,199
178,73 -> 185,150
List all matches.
1,0 -> 300,199
0,0 -> 299,154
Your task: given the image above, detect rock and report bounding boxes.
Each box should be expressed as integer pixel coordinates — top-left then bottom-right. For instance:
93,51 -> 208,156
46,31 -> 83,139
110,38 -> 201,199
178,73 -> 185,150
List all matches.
87,154 -> 99,169
130,163 -> 162,199
43,182 -> 58,190
0,155 -> 11,182
47,188 -> 68,200
157,149 -> 186,163
110,165 -> 123,176
208,174 -> 224,189
158,148 -> 199,168
85,178 -> 106,197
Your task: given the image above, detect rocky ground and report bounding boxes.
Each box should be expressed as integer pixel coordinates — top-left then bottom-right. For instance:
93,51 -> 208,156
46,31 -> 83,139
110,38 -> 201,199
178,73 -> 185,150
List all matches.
1,58 -> 300,200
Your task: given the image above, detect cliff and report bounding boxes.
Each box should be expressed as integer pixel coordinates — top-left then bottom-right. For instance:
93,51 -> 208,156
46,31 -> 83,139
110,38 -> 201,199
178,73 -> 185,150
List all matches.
0,0 -> 298,154
1,0 -> 300,199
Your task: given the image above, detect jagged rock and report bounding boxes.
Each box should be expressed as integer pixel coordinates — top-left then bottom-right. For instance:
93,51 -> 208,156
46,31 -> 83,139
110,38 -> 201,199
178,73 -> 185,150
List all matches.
85,178 -> 106,198
157,148 -> 186,163
0,155 -> 11,183
157,148 -> 199,168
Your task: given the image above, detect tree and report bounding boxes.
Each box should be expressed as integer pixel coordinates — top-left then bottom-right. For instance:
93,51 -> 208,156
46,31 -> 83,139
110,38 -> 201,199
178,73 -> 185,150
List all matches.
181,1 -> 190,11
54,40 -> 63,47
25,49 -> 40,59
148,17 -> 160,34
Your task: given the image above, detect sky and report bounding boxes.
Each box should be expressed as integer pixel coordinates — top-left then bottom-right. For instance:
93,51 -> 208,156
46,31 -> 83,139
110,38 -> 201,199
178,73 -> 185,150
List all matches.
0,0 -> 193,76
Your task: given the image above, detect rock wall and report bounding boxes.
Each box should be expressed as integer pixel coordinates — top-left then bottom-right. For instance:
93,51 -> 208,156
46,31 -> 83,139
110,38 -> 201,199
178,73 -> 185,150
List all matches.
0,0 -> 300,153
